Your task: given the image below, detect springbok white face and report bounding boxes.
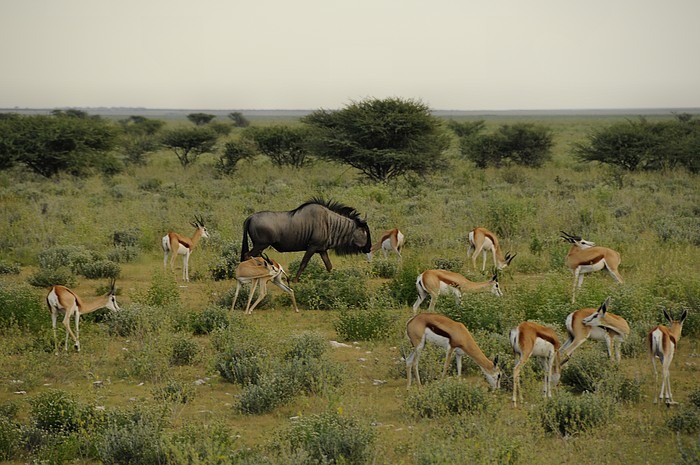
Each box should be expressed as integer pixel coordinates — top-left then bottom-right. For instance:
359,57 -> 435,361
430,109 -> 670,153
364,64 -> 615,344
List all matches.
490,275 -> 503,297
107,293 -> 121,312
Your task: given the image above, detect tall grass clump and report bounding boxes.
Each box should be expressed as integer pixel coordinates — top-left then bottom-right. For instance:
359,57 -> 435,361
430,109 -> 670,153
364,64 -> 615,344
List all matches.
279,410 -> 375,465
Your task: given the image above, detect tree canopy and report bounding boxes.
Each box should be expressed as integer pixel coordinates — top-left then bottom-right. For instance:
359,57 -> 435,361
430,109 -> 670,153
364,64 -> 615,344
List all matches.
161,127 -> 218,168
302,97 -> 450,181
243,125 -> 312,168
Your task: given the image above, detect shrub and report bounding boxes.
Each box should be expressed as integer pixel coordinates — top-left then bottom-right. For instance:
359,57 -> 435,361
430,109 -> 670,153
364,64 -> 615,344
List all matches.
169,333 -> 200,366
281,410 -> 376,465
215,344 -> 268,386
277,356 -> 345,396
535,392 -> 613,436
404,378 -> 491,418
0,417 -> 20,462
164,421 -> 240,464
431,256 -> 463,272
27,266 -> 77,288
389,259 -> 424,306
235,374 -> 296,415
187,305 -> 230,335
688,387 -> 700,409
370,259 -> 397,278
112,228 -> 140,247
462,123 -> 553,168
96,414 -> 166,464
29,389 -> 81,433
0,260 -> 20,275
560,349 -> 615,393
133,271 -> 180,308
37,245 -> 97,274
284,331 -> 327,361
107,246 -> 140,263
121,341 -> 171,383
596,372 -> 642,403
208,241 -> 240,281
0,281 -> 46,332
152,380 -> 196,404
291,261 -> 369,310
80,259 -> 121,279
667,407 -> 700,435
105,303 -> 163,338
335,307 -> 392,341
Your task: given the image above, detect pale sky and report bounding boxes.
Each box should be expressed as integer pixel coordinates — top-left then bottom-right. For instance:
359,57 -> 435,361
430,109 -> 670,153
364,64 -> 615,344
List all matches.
1,0 -> 699,111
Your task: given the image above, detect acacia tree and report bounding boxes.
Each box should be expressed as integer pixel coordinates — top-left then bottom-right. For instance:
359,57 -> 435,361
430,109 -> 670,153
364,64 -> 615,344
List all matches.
0,113 -> 116,177
462,123 -> 553,168
161,127 -> 218,168
228,112 -> 250,128
243,125 -> 312,167
187,113 -> 216,126
302,97 -> 450,182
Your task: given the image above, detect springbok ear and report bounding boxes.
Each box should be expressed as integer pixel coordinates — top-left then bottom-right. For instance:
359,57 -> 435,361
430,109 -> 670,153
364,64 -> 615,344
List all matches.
679,309 -> 688,324
663,308 -> 673,324
506,252 -> 517,265
599,296 -> 611,314
493,354 -> 500,366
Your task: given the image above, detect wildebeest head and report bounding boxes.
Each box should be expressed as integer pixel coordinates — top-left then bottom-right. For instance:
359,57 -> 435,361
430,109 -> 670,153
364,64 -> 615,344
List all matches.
318,198 -> 371,256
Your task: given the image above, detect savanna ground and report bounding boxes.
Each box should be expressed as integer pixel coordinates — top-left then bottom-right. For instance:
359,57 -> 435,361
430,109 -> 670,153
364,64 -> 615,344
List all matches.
0,113 -> 699,464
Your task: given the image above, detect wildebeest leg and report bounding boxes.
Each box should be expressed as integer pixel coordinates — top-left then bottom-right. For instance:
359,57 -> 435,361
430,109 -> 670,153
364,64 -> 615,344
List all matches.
319,251 -> 333,272
245,244 -> 268,261
294,250 -> 316,282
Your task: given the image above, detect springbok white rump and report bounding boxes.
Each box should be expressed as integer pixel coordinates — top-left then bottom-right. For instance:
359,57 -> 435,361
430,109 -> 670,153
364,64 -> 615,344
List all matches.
46,279 -> 120,354
412,269 -> 502,314
560,297 -> 630,363
561,231 -> 623,303
231,255 -> 298,314
367,228 -> 404,262
467,227 -> 516,271
162,215 -> 210,282
405,312 -> 501,390
510,321 -> 561,407
648,308 -> 688,404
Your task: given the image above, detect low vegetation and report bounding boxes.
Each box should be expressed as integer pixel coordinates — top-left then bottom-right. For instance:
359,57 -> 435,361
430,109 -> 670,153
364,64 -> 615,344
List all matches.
0,111 -> 697,464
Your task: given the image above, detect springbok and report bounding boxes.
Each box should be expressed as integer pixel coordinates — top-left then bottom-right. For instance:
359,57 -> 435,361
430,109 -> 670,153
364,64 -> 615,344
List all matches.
367,228 -> 404,262
560,297 -> 630,363
561,231 -> 623,303
162,215 -> 209,282
46,279 -> 120,354
648,308 -> 688,404
510,321 -> 561,407
412,269 -> 502,314
231,255 -> 299,314
468,227 -> 516,271
405,312 -> 501,390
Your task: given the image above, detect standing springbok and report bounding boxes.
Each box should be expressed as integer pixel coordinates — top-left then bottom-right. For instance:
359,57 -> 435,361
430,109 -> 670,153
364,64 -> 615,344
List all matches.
162,216 -> 209,282
405,312 -> 501,390
648,308 -> 688,404
468,227 -> 516,271
46,279 -> 120,354
231,255 -> 299,314
560,297 -> 630,363
367,228 -> 404,262
510,321 -> 561,407
412,269 -> 502,314
561,231 -> 623,303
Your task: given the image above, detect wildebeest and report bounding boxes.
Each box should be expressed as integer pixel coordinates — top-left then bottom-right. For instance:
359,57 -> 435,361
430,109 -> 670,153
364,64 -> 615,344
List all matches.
240,198 -> 372,282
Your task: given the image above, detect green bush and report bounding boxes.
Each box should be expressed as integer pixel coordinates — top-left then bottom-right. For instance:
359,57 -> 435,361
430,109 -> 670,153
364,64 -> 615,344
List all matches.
281,410 -> 375,465
688,387 -> 700,409
277,356 -> 345,396
164,421 -> 240,464
80,259 -> 121,279
29,389 -> 81,433
561,349 -> 615,393
291,260 -> 369,310
208,241 -> 240,281
152,380 -> 195,404
96,414 -> 166,464
37,245 -> 97,274
105,303 -> 163,338
0,281 -> 46,332
667,407 -> 700,435
404,378 -> 490,418
431,256 -> 464,272
112,227 -> 141,247
133,271 -> 180,308
596,372 -> 642,403
169,333 -> 200,366
187,305 -> 230,335
215,344 -> 267,386
107,246 -> 140,263
462,123 -> 553,168
284,331 -> 327,361
0,417 -> 20,462
235,374 -> 296,415
0,260 -> 20,275
335,307 -> 392,341
389,259 -> 424,306
370,259 -> 397,278
27,266 -> 78,288
535,392 -> 613,436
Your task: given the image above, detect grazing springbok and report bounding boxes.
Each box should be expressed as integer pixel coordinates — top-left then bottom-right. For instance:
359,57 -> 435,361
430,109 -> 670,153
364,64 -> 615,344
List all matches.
560,297 -> 630,364
648,308 -> 688,405
561,231 -> 623,303
510,321 -> 561,407
231,255 -> 298,315
367,228 -> 404,262
162,216 -> 209,282
468,227 -> 516,271
412,269 -> 502,314
405,312 -> 501,390
46,279 -> 120,354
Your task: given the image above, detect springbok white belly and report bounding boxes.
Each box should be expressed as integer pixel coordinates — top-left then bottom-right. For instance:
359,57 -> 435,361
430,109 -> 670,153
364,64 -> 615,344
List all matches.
531,337 -> 555,357
578,259 -> 607,274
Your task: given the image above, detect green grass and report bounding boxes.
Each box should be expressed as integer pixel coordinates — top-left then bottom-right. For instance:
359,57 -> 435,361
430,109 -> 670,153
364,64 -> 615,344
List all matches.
0,114 -> 698,464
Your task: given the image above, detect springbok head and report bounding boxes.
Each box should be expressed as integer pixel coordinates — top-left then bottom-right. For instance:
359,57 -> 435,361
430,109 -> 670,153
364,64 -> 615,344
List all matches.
560,231 -> 595,249
107,278 -> 121,311
582,296 -> 612,327
504,252 -> 517,268
490,271 -> 504,297
191,215 -> 210,239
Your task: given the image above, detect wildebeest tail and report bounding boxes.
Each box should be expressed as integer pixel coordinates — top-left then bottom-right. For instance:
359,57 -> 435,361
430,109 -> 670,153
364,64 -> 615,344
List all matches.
240,217 -> 251,261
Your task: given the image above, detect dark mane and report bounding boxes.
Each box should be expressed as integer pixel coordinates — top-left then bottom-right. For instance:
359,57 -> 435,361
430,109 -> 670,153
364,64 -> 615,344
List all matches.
291,197 -> 365,224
